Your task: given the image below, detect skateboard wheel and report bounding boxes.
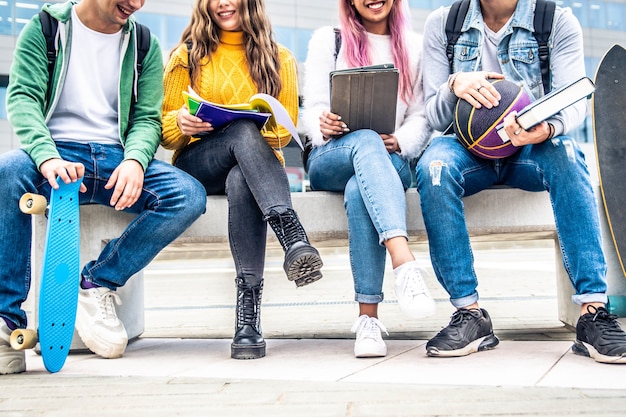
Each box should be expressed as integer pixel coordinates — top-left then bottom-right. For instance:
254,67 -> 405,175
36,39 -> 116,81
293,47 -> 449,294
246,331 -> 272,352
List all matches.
19,193 -> 48,215
10,329 -> 38,350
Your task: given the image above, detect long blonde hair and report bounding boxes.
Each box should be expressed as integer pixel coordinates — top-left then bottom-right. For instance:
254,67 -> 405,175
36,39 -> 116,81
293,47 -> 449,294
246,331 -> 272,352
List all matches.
174,0 -> 282,96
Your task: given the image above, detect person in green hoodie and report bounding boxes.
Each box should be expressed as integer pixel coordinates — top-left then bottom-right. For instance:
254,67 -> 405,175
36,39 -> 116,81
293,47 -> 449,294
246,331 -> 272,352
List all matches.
0,0 -> 206,374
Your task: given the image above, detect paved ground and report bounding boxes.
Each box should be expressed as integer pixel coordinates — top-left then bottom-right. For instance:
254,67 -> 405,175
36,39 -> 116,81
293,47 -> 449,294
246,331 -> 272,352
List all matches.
2,240 -> 626,416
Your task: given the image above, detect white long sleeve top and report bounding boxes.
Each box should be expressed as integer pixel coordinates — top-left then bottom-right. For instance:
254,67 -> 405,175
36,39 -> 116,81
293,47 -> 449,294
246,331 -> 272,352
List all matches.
301,26 -> 432,159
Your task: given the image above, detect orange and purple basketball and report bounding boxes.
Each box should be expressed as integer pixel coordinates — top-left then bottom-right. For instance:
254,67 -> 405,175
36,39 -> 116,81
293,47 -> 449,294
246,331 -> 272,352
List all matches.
453,79 -> 532,159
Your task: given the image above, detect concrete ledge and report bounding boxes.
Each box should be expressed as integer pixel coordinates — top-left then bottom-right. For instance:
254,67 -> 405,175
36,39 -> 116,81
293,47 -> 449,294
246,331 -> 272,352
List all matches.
175,187 -> 558,243
30,185 -> 624,346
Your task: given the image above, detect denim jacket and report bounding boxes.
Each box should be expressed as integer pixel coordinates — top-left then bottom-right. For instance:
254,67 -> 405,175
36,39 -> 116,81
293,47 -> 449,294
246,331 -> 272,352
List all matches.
422,0 -> 587,136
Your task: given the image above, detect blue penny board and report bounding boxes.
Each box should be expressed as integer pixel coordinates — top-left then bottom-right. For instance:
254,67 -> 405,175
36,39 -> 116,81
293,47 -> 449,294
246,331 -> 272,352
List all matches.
38,178 -> 82,373
593,44 -> 626,278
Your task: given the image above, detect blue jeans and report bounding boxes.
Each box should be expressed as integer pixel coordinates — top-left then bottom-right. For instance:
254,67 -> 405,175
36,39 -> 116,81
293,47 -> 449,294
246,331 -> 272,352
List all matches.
174,119 -> 293,285
307,130 -> 412,304
0,142 -> 206,328
415,135 -> 607,308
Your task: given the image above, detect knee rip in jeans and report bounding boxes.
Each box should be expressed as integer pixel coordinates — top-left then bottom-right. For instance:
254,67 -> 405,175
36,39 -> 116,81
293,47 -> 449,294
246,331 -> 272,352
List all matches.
551,138 -> 577,162
428,160 -> 447,186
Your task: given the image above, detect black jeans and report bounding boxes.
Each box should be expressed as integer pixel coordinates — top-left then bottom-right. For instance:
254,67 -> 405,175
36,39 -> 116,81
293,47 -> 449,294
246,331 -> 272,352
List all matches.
175,120 -> 293,280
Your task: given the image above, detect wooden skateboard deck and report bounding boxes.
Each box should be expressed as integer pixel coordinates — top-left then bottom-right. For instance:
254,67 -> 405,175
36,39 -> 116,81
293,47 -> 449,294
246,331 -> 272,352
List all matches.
13,178 -> 82,373
593,44 -> 626,278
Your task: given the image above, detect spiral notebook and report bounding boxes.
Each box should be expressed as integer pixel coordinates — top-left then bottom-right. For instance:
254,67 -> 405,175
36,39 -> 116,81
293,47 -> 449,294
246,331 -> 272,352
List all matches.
330,64 -> 398,134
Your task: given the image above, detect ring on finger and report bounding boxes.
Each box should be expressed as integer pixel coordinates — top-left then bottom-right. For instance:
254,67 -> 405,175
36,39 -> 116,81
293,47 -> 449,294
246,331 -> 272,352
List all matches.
477,85 -> 484,92
514,128 -> 522,135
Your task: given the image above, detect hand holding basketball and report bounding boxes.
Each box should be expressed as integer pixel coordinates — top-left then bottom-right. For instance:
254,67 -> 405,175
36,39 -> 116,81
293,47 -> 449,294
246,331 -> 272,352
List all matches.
453,79 -> 532,159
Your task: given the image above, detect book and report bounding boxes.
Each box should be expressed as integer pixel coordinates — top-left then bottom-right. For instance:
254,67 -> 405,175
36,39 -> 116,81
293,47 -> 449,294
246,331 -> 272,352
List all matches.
497,76 -> 595,142
183,87 -> 303,149
330,64 -> 399,134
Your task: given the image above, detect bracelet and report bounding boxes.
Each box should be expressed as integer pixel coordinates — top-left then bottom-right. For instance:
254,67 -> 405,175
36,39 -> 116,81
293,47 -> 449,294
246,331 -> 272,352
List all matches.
547,123 -> 555,139
448,72 -> 459,94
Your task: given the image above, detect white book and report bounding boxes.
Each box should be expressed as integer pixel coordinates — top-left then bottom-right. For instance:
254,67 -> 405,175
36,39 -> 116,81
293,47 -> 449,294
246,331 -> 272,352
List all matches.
497,76 -> 595,142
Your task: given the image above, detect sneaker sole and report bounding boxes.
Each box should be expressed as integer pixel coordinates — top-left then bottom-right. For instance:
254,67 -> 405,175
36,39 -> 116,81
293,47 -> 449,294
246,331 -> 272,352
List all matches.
284,245 -> 324,287
75,307 -> 127,359
231,341 -> 267,360
0,347 -> 26,374
426,334 -> 500,357
354,340 -> 387,358
572,340 -> 626,364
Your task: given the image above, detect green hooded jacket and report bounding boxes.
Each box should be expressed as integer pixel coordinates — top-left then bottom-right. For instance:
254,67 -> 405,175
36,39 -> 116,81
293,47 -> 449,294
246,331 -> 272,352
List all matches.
6,0 -> 164,171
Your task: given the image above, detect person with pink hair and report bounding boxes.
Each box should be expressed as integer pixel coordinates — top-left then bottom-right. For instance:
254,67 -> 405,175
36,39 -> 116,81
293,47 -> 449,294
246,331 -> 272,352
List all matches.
301,0 -> 433,358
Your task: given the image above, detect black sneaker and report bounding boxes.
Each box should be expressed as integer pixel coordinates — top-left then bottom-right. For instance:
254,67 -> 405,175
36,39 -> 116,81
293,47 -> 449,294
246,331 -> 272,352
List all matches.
426,308 -> 499,357
572,305 -> 626,364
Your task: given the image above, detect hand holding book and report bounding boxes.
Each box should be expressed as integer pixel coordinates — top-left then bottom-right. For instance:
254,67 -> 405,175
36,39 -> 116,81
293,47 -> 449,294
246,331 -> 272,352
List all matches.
183,87 -> 303,149
497,76 -> 595,142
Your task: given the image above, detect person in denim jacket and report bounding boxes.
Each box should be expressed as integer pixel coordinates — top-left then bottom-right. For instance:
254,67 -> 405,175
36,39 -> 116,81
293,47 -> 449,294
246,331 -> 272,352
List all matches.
416,0 -> 626,363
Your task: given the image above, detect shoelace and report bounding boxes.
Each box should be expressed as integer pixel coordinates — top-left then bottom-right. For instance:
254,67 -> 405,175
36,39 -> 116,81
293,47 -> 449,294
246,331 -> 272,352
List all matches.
237,284 -> 262,326
97,291 -> 122,321
448,308 -> 482,327
587,306 -> 623,335
265,210 -> 308,249
351,316 -> 389,338
401,266 -> 429,297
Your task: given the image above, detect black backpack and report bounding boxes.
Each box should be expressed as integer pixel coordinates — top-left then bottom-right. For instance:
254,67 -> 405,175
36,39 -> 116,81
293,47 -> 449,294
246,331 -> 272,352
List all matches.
38,10 -> 151,103
445,0 -> 555,93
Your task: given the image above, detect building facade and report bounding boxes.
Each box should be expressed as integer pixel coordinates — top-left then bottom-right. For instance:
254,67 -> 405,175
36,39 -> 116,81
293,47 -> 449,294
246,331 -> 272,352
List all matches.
1,0 -> 625,159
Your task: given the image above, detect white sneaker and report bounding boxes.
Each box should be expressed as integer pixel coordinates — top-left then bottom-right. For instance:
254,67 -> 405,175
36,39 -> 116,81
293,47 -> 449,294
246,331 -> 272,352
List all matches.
76,287 -> 128,359
394,261 -> 436,318
351,315 -> 388,358
0,319 -> 25,374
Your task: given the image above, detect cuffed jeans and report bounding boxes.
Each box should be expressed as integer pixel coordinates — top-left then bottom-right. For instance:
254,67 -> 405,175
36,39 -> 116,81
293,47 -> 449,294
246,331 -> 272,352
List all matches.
307,129 -> 412,304
0,142 -> 206,328
415,135 -> 607,308
174,119 -> 293,285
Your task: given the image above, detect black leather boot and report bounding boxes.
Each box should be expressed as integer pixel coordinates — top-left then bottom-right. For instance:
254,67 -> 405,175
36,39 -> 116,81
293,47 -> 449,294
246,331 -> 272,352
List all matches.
231,276 -> 266,359
265,208 -> 323,287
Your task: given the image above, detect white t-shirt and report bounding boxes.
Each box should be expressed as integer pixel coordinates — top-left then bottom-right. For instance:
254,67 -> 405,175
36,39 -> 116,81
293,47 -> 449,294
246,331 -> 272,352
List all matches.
481,17 -> 512,73
48,6 -> 122,144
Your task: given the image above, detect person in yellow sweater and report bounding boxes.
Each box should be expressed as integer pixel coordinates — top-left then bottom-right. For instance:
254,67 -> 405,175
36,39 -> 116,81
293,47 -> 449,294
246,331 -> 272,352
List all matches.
162,0 -> 323,360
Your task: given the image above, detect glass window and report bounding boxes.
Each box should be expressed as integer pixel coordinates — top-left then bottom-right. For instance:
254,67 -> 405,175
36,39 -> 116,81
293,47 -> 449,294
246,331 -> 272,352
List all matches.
165,15 -> 189,50
274,26 -> 297,56
14,0 -> 43,34
568,1 -> 589,27
0,87 -> 6,119
606,2 -> 625,30
0,0 -> 14,36
589,2 -> 606,29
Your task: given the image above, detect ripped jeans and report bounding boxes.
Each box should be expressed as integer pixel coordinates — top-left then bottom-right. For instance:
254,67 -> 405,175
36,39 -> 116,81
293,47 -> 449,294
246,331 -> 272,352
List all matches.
415,135 -> 607,308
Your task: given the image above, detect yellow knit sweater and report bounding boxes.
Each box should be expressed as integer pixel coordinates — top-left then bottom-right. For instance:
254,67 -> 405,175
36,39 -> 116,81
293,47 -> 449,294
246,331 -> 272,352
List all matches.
162,31 -> 299,165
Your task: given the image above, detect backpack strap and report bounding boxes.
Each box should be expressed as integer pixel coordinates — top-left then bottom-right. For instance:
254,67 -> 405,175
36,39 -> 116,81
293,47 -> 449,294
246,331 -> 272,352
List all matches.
38,10 -> 58,104
333,27 -> 341,62
134,23 -> 151,77
445,0 -> 470,72
533,0 -> 556,93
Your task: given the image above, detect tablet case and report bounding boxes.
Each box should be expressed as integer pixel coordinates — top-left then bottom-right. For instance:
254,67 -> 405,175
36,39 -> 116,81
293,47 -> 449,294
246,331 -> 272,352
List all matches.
330,64 -> 399,134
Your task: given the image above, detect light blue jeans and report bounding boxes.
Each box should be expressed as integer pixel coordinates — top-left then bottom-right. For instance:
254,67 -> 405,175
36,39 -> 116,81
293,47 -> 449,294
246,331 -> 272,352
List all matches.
415,135 -> 608,308
0,142 -> 207,329
307,130 -> 412,303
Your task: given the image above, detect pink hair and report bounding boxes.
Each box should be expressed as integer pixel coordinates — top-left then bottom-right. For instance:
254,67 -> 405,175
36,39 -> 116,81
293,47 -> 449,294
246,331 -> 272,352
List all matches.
338,0 -> 414,104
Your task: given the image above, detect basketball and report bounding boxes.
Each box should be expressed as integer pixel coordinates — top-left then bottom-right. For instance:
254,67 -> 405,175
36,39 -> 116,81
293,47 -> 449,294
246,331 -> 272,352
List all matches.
453,79 -> 532,159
